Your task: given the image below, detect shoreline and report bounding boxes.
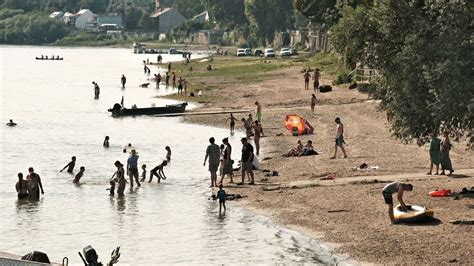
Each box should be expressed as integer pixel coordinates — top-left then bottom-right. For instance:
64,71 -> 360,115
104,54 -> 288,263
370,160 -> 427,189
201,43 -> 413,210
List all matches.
161,54 -> 474,264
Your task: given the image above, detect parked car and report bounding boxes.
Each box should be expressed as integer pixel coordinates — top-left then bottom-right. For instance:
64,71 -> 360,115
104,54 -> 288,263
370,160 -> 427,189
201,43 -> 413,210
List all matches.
280,48 -> 291,57
169,48 -> 178,54
236,49 -> 246,57
244,48 -> 253,56
264,48 -> 276,58
254,49 -> 264,57
290,48 -> 298,56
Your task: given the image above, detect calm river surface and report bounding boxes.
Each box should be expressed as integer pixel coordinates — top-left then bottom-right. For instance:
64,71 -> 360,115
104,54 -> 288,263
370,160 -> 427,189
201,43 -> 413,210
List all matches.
0,46 -> 346,264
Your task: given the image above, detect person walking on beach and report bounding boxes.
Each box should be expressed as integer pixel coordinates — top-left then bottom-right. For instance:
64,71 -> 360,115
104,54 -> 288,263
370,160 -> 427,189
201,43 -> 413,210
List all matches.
440,132 -> 454,176
254,120 -> 264,156
311,94 -> 316,114
183,79 -> 188,96
382,182 -> 413,224
127,149 -> 141,188
167,62 -> 172,72
165,146 -> 172,161
217,184 -> 227,216
112,161 -> 126,197
177,77 -> 184,95
60,156 -> 76,173
103,136 -> 110,148
204,137 -> 221,187
225,113 -> 237,134
239,138 -> 255,185
165,72 -> 170,87
15,173 -> 29,199
313,69 -> 320,93
27,167 -> 44,200
149,160 -> 167,183
157,54 -> 162,64
121,74 -> 126,88
219,138 -> 234,184
255,101 -> 262,122
331,117 -> 348,159
155,73 -> 162,89
172,72 -> 176,88
73,166 -> 85,183
427,134 -> 441,175
304,71 -> 311,90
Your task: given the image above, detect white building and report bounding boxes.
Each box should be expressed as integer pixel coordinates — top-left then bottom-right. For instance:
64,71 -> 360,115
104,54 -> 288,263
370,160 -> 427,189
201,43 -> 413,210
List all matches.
150,8 -> 186,33
74,9 -> 94,29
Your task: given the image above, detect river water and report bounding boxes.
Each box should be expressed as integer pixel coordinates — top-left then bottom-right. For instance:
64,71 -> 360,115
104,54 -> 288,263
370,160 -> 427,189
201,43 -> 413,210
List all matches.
0,46 -> 347,264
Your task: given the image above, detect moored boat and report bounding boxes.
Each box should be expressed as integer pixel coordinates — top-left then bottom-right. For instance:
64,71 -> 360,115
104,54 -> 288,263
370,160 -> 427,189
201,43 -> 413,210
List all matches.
108,103 -> 187,117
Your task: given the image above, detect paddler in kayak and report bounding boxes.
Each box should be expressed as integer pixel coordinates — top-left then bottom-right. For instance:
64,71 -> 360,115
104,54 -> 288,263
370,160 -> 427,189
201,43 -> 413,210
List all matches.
382,181 -> 413,224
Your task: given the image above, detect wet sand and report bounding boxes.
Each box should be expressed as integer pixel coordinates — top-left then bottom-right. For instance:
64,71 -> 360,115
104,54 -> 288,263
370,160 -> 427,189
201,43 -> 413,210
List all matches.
167,59 -> 474,264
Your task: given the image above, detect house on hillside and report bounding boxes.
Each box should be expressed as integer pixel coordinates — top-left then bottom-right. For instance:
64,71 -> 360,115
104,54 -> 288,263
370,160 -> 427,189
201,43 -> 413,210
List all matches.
150,8 -> 186,33
63,12 -> 76,25
75,9 -> 94,29
192,10 -> 209,23
96,14 -> 123,28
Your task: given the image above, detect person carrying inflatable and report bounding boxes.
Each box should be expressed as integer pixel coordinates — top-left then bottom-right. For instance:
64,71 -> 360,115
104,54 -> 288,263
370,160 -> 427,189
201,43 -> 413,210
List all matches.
382,181 -> 413,224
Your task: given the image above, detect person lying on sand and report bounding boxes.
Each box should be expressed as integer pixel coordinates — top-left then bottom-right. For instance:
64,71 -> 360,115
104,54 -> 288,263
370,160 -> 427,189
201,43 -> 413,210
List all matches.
382,181 -> 413,224
283,140 -> 304,157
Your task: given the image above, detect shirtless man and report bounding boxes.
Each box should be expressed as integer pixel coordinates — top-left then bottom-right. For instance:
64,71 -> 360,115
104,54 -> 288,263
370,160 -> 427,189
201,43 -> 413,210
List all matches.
255,101 -> 262,122
254,120 -> 264,156
16,173 -> 29,199
27,167 -> 44,200
6,119 -> 17,126
73,166 -> 85,183
60,156 -> 76,173
304,71 -> 311,90
331,117 -> 348,159
121,74 -> 126,88
313,69 -> 320,93
382,182 -> 413,224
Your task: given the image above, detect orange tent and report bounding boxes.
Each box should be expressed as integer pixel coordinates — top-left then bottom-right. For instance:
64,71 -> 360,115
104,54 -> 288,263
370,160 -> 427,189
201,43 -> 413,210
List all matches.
284,115 -> 314,136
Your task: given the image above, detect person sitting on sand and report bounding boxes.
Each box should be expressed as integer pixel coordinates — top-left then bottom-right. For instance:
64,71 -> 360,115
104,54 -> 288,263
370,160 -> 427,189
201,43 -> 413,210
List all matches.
284,140 -> 304,157
6,119 -> 17,126
165,146 -> 172,161
149,160 -> 168,183
300,140 -> 314,156
15,173 -> 29,199
382,181 -> 413,224
60,156 -> 76,173
73,166 -> 85,183
103,136 -> 110,148
217,184 -> 227,216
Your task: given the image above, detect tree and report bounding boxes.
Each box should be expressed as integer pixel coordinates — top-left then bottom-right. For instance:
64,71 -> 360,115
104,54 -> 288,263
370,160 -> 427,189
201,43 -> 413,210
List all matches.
245,0 -> 294,45
331,0 -> 473,144
293,0 -> 336,22
203,0 -> 246,28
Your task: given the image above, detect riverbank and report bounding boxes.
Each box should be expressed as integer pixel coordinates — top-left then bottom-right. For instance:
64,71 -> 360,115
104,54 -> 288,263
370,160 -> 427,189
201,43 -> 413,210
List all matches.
160,54 -> 474,264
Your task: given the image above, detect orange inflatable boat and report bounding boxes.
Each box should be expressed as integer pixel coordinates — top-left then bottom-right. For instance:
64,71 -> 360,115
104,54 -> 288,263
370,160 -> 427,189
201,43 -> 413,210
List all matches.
429,189 -> 452,197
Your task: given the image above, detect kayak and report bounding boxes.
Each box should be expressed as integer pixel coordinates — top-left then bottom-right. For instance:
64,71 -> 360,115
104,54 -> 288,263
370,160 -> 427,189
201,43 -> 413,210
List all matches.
394,204 -> 434,222
429,189 -> 452,197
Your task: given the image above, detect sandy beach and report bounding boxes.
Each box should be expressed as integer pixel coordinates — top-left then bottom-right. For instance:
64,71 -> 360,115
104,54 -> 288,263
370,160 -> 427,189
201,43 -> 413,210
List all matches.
165,56 -> 474,264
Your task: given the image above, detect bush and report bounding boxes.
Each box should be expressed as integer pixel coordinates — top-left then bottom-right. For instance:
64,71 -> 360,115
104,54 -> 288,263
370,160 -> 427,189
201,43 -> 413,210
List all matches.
332,70 -> 352,85
357,83 -> 376,94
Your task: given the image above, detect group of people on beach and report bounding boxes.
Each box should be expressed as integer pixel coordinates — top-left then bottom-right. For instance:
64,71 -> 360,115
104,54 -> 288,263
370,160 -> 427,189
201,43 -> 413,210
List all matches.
427,131 -> 454,175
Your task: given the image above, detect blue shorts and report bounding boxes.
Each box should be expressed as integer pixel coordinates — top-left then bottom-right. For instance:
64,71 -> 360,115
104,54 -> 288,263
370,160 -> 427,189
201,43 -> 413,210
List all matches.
335,136 -> 345,146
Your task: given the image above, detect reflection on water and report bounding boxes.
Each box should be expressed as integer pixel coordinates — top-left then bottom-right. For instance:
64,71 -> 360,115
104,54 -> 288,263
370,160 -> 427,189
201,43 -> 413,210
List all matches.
0,46 -> 347,264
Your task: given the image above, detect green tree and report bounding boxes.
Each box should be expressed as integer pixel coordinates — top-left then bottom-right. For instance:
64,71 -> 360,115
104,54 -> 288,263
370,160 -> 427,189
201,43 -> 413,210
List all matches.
203,0 -> 246,28
331,0 -> 473,144
293,0 -> 336,22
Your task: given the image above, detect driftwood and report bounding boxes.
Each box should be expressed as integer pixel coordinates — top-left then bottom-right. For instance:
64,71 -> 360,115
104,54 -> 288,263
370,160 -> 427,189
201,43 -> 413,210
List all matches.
449,220 -> 474,225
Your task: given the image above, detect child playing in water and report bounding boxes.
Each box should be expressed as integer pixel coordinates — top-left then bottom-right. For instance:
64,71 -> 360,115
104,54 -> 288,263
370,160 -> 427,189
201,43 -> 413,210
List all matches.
149,160 -> 168,183
140,164 -> 147,182
107,180 -> 116,196
217,184 -> 227,216
73,166 -> 85,183
60,156 -> 76,173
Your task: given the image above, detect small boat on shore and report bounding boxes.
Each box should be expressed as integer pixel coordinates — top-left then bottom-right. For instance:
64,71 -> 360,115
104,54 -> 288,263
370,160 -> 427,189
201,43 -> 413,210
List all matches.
108,103 -> 187,117
35,57 -> 63,60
